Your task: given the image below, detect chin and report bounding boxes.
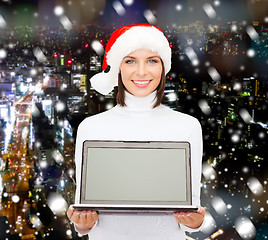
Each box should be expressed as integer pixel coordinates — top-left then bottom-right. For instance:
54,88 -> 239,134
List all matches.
130,90 -> 152,97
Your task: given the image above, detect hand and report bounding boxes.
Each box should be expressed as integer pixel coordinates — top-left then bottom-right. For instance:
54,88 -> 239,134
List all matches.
67,206 -> 99,230
173,207 -> 205,229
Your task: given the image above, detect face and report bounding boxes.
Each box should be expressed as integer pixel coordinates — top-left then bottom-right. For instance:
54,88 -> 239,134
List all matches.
119,49 -> 163,97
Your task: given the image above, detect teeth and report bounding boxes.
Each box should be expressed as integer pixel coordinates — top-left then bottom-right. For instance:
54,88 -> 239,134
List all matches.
133,80 -> 150,84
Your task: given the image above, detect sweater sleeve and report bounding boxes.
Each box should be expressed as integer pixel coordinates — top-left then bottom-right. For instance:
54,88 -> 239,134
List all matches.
74,220 -> 99,236
190,119 -> 203,207
73,120 -> 99,235
74,121 -> 84,204
179,119 -> 204,233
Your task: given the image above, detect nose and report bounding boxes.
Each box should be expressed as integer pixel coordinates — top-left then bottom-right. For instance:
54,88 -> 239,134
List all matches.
136,62 -> 147,77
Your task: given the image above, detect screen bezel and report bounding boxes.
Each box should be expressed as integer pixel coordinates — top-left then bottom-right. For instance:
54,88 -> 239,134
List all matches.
80,141 -> 192,208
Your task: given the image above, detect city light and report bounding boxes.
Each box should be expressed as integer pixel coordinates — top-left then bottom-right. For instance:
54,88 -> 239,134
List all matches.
60,179 -> 65,188
0,4 -> 267,238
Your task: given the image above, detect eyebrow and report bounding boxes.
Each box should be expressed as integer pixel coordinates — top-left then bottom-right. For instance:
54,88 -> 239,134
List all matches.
123,55 -> 161,59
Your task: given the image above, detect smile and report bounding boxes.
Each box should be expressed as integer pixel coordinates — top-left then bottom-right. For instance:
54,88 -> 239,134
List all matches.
132,80 -> 151,85
131,80 -> 152,88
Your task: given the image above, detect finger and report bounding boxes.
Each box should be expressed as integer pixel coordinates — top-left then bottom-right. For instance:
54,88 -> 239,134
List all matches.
87,210 -> 97,224
179,214 -> 191,225
175,211 -> 195,224
71,210 -> 81,224
173,212 -> 182,223
173,211 -> 189,217
67,207 -> 74,220
185,212 -> 205,228
173,212 -> 187,224
176,216 -> 188,225
79,211 -> 87,225
197,207 -> 206,217
91,211 -> 99,222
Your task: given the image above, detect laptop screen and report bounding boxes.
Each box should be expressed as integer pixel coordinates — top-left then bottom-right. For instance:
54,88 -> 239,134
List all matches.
81,141 -> 191,206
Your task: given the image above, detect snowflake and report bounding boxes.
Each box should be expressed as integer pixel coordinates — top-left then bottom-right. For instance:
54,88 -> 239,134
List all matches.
91,40 -> 104,56
235,216 -> 256,239
247,49 -> 255,58
144,9 -> 157,25
185,47 -> 199,66
0,49 -> 7,59
208,67 -> 221,82
59,15 -> 73,31
124,0 -> 134,5
246,26 -> 259,41
54,6 -> 64,16
203,3 -> 216,19
175,4 -> 182,11
113,1 -> 126,16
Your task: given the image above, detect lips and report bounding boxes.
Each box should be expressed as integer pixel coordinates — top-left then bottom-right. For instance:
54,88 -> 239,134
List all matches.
131,80 -> 152,88
132,80 -> 150,84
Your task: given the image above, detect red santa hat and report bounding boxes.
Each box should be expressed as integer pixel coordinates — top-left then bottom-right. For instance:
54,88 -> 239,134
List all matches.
90,24 -> 172,95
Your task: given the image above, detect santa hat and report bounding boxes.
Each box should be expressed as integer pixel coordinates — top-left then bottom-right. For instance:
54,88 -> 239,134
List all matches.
90,24 -> 172,95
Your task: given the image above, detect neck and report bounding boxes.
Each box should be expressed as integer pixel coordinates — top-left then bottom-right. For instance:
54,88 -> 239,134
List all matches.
122,91 -> 157,111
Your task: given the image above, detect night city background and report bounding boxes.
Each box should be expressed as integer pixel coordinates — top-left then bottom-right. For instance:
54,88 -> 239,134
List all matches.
0,0 -> 267,239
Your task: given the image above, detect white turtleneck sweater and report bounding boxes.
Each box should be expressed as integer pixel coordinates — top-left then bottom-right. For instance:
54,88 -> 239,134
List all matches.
74,91 -> 203,240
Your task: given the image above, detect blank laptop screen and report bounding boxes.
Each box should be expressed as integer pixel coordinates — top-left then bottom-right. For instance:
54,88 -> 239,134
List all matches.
82,144 -> 190,205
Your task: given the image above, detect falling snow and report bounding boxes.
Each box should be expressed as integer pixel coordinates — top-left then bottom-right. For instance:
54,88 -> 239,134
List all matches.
113,1 -> 126,16
185,47 -> 199,66
0,1 -> 267,240
47,193 -> 68,216
144,9 -> 157,25
0,48 -> 7,59
208,67 -> 221,82
235,216 -> 256,239
246,26 -> 259,41
0,14 -> 7,28
54,6 -> 64,16
203,3 -> 217,19
91,40 -> 104,56
33,47 -> 47,63
59,15 -> 73,31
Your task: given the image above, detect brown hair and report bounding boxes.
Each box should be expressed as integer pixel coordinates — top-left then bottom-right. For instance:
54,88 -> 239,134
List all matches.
116,62 -> 166,108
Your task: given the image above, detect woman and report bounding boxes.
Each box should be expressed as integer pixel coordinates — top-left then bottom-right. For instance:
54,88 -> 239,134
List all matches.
67,24 -> 205,239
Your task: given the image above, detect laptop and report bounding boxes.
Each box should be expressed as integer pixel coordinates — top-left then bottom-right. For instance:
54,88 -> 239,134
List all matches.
72,140 -> 198,213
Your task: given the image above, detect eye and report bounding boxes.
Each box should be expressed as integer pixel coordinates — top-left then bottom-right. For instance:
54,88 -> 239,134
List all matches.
148,59 -> 159,64
125,59 -> 135,64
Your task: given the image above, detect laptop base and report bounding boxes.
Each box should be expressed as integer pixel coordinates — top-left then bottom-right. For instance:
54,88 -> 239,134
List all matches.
72,204 -> 198,213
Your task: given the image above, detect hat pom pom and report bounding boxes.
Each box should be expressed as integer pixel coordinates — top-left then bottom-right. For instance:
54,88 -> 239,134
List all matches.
90,72 -> 116,95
